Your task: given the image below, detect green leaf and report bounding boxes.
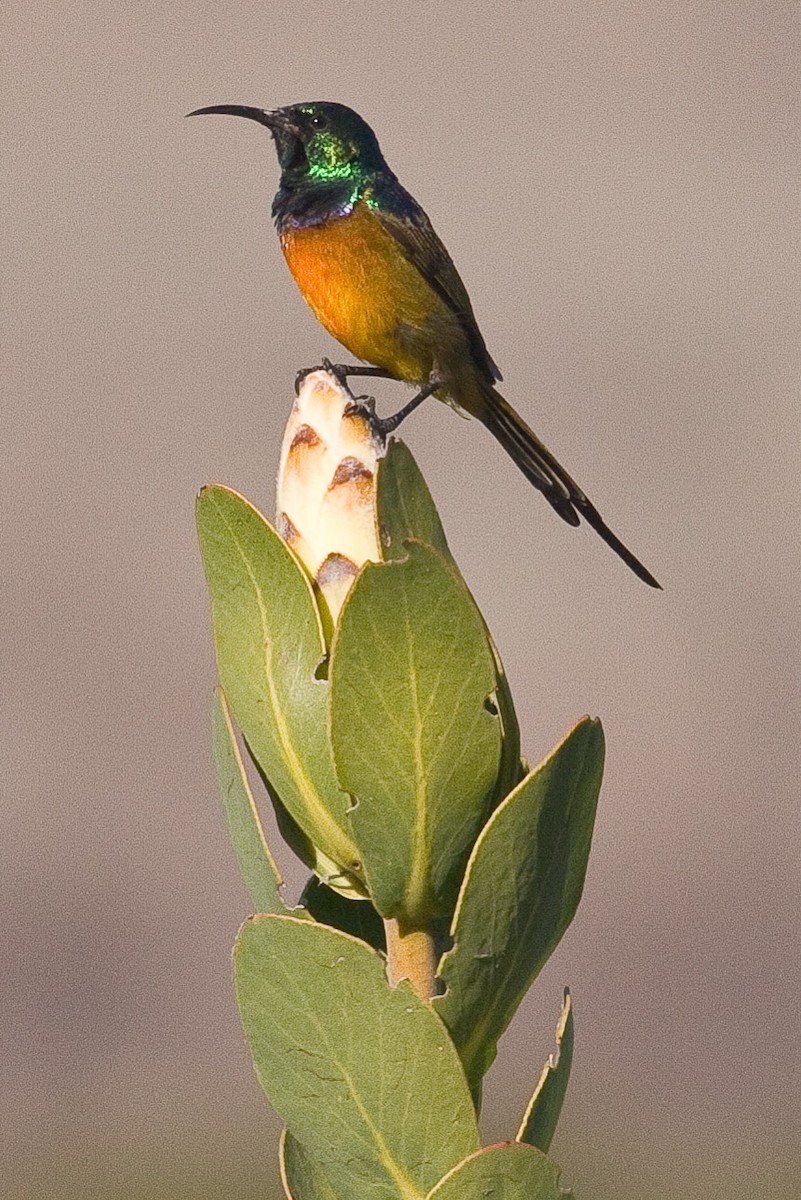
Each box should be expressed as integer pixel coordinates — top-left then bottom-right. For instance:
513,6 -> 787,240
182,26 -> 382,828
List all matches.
517,990 -> 574,1153
196,485 -> 361,888
211,685 -> 289,914
425,1142 -> 571,1200
280,1129 -> 347,1200
376,440 -> 451,562
329,540 -> 503,923
235,916 -> 479,1200
433,718 -> 604,1090
376,441 -> 522,806
300,876 -> 386,952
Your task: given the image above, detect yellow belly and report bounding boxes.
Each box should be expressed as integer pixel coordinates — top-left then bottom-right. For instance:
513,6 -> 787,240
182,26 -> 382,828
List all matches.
280,202 -> 445,384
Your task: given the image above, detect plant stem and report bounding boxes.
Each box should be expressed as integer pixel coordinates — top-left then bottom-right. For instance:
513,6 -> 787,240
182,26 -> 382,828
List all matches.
385,920 -> 439,1001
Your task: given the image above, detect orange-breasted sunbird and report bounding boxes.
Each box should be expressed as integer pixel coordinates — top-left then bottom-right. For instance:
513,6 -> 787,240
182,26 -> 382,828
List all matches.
188,100 -> 660,588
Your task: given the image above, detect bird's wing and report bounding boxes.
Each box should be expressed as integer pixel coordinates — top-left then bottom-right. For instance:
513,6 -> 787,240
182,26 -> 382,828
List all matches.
369,176 -> 502,383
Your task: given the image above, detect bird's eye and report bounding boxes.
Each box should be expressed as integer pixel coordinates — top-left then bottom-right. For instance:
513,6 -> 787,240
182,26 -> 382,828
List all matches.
309,113 -> 328,130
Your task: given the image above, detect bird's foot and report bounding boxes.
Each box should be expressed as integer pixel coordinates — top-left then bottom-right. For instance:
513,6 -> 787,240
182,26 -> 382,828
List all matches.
344,373 -> 446,440
295,361 -> 442,440
344,393 -> 406,447
295,359 -> 396,397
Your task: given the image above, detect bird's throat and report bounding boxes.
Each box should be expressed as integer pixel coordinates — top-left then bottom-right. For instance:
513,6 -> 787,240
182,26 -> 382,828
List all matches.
272,176 -> 364,232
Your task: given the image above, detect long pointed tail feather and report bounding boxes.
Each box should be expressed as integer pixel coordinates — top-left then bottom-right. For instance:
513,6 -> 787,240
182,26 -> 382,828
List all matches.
477,385 -> 661,589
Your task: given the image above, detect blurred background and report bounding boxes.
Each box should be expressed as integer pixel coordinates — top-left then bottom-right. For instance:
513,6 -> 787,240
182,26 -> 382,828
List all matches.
4,2 -> 800,1197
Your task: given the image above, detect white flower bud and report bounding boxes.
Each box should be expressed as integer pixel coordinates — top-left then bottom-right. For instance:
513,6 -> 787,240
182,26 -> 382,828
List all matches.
277,370 -> 383,624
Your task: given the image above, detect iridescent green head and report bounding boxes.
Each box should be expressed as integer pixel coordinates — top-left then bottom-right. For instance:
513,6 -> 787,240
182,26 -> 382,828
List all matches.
187,100 -> 387,186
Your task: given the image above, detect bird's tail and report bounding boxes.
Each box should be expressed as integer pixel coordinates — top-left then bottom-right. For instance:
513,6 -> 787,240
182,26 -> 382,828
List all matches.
475,383 -> 661,588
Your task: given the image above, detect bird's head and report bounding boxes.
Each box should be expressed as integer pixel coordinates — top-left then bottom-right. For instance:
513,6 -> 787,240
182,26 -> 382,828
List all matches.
187,100 -> 387,186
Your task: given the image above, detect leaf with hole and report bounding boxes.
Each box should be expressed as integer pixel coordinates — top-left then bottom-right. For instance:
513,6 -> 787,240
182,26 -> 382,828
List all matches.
433,718 -> 603,1090
376,441 -> 521,804
517,990 -> 574,1153
329,540 -> 503,922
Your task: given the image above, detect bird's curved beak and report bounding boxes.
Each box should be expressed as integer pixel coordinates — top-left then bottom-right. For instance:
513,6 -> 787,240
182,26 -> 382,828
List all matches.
185,104 -> 301,137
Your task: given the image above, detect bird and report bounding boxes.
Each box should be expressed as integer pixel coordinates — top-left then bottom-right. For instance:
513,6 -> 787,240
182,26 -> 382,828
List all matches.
187,100 -> 660,588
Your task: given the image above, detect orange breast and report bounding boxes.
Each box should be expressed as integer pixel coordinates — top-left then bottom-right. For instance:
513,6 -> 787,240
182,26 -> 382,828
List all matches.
280,201 -> 443,384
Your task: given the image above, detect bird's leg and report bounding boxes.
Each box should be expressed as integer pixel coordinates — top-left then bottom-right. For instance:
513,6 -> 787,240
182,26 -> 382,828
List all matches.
374,374 -> 444,436
325,361 -> 396,381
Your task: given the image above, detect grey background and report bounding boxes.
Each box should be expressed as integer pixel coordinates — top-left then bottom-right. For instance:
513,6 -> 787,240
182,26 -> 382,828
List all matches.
5,2 -> 799,1197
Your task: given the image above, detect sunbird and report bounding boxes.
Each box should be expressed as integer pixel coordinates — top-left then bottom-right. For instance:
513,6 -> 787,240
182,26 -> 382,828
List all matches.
188,100 -> 660,588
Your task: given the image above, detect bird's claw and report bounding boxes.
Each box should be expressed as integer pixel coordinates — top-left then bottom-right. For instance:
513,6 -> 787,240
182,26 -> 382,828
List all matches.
295,358 -> 363,398
294,365 -> 320,395
321,357 -> 353,391
344,393 -> 376,419
344,394 -> 392,443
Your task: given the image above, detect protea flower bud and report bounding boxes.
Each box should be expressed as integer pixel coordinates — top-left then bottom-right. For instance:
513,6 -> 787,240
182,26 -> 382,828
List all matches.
276,370 -> 382,625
